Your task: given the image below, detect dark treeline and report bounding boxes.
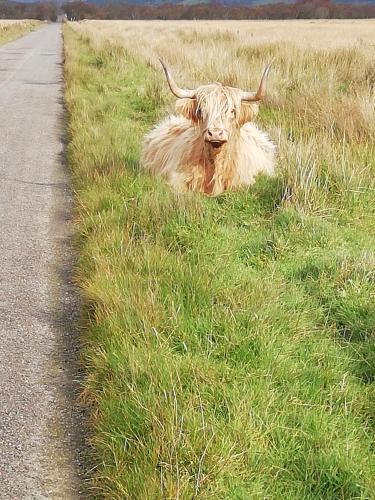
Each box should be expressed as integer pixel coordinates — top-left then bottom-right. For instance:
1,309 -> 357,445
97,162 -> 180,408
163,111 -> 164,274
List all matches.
1,0 -> 374,22
63,1 -> 375,21
0,2 -> 59,21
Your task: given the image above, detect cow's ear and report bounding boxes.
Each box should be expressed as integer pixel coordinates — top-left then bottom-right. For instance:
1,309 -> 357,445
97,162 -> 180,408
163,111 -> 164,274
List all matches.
239,103 -> 259,125
175,98 -> 198,122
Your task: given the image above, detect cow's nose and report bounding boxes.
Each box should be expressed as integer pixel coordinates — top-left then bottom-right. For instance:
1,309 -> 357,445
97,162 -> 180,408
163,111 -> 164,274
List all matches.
205,128 -> 228,145
207,128 -> 224,139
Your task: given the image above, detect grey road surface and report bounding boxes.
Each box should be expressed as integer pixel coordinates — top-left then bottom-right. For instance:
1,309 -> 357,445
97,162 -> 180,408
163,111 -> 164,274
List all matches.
0,25 -> 84,498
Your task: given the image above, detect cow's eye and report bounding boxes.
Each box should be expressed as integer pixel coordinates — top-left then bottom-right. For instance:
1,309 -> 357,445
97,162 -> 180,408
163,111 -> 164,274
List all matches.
231,108 -> 236,117
196,107 -> 202,119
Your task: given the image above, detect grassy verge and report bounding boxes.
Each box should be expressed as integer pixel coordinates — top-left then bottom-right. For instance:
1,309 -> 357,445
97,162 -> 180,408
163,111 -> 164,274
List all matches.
0,20 -> 41,45
64,24 -> 374,499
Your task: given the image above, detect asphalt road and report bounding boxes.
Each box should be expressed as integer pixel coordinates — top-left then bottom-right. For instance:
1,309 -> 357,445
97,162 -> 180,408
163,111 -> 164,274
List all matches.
0,24 -> 84,498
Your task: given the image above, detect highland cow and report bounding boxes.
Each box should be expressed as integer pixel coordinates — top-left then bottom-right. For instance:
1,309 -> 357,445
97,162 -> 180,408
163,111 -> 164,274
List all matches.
141,60 -> 276,196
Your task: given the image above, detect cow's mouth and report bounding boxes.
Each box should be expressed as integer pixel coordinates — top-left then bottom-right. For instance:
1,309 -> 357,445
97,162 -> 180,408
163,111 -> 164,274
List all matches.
208,140 -> 226,149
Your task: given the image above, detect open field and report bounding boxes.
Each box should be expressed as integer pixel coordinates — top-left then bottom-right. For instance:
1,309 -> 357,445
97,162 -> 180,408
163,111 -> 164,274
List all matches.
64,20 -> 374,498
79,18 -> 375,50
0,20 -> 40,45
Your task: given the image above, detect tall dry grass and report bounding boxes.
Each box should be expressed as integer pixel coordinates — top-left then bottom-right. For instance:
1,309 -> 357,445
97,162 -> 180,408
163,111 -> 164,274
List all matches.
0,20 -> 41,45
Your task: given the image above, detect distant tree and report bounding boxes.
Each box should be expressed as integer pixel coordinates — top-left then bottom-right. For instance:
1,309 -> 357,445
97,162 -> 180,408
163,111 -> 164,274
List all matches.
63,1 -> 101,21
0,1 -> 59,21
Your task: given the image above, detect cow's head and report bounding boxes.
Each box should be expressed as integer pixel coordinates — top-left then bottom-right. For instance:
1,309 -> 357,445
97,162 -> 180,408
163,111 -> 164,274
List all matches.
159,59 -> 272,150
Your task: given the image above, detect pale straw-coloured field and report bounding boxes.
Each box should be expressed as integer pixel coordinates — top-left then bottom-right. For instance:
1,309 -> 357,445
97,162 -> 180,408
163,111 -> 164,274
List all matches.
0,20 -> 29,27
0,20 -> 39,30
79,19 -> 375,50
0,20 -> 40,44
73,19 -> 375,115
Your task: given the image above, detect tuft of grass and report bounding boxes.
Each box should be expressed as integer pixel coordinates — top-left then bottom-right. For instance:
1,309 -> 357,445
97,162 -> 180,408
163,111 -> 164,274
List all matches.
0,20 -> 41,45
64,22 -> 374,499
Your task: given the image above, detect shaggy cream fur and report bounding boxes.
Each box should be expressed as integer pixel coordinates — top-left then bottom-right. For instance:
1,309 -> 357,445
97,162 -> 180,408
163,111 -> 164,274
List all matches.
141,83 -> 276,195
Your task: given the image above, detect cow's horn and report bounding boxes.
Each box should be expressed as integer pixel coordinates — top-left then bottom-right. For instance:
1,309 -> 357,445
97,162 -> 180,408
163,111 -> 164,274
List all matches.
159,59 -> 196,99
241,61 -> 273,102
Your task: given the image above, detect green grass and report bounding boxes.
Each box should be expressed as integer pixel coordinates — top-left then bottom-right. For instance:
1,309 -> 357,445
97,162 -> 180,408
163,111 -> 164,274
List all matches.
64,25 -> 374,499
0,20 -> 41,46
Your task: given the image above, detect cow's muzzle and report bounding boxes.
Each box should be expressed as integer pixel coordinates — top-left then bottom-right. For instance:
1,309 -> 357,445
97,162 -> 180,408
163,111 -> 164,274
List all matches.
205,128 -> 228,148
